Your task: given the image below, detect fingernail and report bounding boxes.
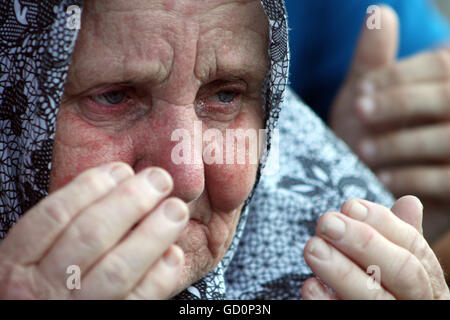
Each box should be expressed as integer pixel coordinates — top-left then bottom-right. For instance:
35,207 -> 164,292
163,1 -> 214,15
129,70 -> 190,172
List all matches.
308,237 -> 331,260
357,96 -> 376,117
360,140 -> 377,160
163,247 -> 182,267
378,171 -> 391,186
110,164 -> 132,183
308,281 -> 322,297
147,169 -> 172,193
347,200 -> 368,221
359,79 -> 375,95
163,199 -> 188,223
321,215 -> 346,240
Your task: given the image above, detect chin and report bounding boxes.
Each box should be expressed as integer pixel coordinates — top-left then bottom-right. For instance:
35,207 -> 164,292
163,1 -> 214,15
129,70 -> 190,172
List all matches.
173,212 -> 240,294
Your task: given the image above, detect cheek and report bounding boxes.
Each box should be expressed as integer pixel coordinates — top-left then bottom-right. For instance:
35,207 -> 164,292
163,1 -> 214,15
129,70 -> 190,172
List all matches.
49,109 -> 134,192
204,111 -> 262,212
205,162 -> 258,212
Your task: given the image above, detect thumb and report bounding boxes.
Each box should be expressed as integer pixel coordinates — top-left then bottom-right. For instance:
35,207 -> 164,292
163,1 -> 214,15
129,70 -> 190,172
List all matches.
391,195 -> 424,234
349,5 -> 399,78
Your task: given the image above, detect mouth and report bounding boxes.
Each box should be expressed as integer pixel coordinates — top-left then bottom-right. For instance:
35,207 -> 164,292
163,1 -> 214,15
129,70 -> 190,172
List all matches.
186,199 -> 212,225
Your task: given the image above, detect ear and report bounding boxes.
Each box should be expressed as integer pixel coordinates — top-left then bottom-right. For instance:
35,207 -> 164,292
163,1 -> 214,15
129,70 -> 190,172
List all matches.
391,195 -> 424,234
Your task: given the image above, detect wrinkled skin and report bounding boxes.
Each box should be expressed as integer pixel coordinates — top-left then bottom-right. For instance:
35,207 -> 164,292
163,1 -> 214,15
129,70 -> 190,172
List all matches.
50,0 -> 268,292
0,0 -> 268,299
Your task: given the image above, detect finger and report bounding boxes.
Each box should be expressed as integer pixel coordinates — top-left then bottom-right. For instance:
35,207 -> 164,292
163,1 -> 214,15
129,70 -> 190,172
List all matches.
304,236 -> 395,300
127,245 -> 184,300
356,82 -> 450,124
37,167 -> 173,287
0,162 -> 134,264
391,195 -> 424,234
315,212 -> 432,299
349,6 -> 398,78
340,199 -> 449,298
377,166 -> 450,200
301,277 -> 337,300
363,48 -> 450,90
74,198 -> 188,299
359,124 -> 450,166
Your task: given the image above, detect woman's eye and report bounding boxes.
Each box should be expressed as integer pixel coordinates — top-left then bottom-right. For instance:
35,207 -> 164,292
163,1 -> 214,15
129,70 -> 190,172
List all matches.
91,90 -> 127,105
209,91 -> 238,103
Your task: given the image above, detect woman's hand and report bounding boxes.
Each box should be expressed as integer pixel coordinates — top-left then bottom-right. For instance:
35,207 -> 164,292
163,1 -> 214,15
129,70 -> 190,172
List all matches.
302,196 -> 450,300
0,162 -> 188,299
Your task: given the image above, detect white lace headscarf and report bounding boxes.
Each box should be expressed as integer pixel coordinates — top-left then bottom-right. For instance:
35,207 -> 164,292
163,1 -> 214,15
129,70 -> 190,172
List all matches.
0,0 -> 393,299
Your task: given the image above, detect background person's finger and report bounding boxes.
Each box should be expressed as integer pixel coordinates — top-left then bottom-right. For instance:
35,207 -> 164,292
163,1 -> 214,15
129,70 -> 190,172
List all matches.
348,6 -> 398,78
37,167 -> 173,287
364,48 -> 450,90
74,198 -> 188,299
301,277 -> 337,300
356,82 -> 450,124
0,162 -> 134,264
126,245 -> 184,300
359,124 -> 450,166
391,195 -> 424,234
377,166 -> 450,200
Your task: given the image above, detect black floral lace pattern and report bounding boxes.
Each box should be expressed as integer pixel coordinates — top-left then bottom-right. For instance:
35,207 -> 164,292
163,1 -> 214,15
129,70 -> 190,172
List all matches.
0,0 -> 81,238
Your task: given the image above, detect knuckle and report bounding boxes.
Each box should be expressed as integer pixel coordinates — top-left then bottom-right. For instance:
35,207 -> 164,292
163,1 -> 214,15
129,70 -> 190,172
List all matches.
37,196 -> 72,228
336,258 -> 356,283
389,87 -> 408,114
119,180 -> 154,213
395,253 -> 431,299
73,218 -> 109,253
78,170 -> 113,193
389,63 -> 403,86
0,262 -> 39,299
435,49 -> 450,79
354,224 -> 377,253
120,180 -> 143,197
408,231 -> 428,261
101,254 -> 131,290
146,270 -> 176,299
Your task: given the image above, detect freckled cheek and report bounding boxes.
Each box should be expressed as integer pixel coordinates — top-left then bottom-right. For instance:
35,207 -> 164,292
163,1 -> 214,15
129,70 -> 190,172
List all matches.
48,110 -> 134,192
203,110 -> 263,212
205,162 -> 258,212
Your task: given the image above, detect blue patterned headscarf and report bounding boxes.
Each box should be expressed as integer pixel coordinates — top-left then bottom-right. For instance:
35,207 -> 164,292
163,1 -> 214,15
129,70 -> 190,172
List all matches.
0,0 -> 393,299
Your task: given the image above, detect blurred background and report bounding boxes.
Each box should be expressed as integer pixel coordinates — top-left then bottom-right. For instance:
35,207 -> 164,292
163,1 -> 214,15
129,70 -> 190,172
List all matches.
435,0 -> 450,19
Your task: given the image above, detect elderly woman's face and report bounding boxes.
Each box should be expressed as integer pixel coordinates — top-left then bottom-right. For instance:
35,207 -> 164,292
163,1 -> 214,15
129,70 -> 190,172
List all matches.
49,0 -> 268,289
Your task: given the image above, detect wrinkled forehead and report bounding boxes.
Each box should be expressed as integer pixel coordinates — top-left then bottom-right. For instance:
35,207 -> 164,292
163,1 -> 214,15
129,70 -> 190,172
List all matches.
65,0 -> 269,97
80,0 -> 268,37
85,0 -> 263,14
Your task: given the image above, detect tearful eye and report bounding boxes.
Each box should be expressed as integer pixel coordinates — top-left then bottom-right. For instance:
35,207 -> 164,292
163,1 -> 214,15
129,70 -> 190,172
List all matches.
210,91 -> 237,104
91,90 -> 127,105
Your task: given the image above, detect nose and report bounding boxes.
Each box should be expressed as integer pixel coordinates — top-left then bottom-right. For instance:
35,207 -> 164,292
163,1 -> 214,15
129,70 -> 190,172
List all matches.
132,102 -> 205,204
